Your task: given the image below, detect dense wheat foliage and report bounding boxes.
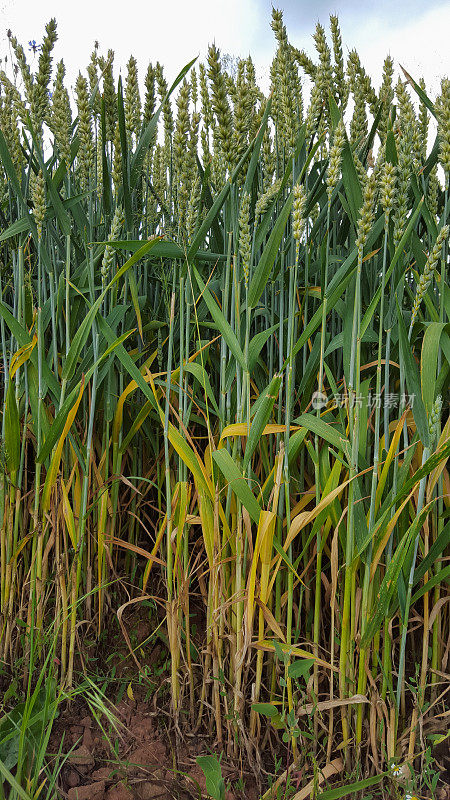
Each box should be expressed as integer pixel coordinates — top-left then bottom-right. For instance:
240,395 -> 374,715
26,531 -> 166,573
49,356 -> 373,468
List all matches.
0,9 -> 449,796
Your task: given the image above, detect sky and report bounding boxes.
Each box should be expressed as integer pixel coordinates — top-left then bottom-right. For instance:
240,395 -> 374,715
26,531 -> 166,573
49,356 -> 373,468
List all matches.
0,0 -> 449,100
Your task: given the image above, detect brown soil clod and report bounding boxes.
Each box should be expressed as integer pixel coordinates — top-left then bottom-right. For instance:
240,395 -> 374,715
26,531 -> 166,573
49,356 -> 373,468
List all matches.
67,780 -> 106,800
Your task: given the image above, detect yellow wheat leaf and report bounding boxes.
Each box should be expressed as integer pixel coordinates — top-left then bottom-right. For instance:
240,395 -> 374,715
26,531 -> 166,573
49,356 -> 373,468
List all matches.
41,377 -> 85,515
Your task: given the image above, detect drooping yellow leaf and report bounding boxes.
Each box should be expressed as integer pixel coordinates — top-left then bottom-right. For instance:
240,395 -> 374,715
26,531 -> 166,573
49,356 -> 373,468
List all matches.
426,417 -> 450,502
370,488 -> 416,580
61,480 -> 77,549
375,411 -> 407,513
219,423 -> 301,446
9,335 -> 37,379
255,639 -> 336,670
247,510 -> 276,635
142,513 -> 168,592
41,377 -> 85,515
112,351 -> 157,445
284,478 -> 352,552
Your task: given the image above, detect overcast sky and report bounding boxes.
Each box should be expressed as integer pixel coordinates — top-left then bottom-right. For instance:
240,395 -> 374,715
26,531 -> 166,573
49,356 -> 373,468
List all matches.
0,0 -> 449,100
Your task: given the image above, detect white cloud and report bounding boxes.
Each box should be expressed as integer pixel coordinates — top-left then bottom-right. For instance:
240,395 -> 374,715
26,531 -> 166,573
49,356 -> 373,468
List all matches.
0,0 -> 448,101
0,0 -> 262,89
337,3 -> 450,95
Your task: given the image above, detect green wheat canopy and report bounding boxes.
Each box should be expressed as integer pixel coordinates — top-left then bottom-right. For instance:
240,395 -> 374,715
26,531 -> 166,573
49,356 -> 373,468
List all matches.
0,8 -> 449,777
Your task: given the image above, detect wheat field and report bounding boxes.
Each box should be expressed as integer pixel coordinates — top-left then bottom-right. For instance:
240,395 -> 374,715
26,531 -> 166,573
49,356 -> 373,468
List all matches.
0,9 -> 449,799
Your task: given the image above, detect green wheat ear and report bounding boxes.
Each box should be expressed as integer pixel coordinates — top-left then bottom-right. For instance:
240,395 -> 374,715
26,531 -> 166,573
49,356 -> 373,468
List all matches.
99,49 -> 117,140
255,178 -> 282,218
428,395 -> 442,442
31,169 -> 46,240
292,182 -> 307,247
355,171 -> 378,257
411,225 -> 449,328
207,43 -> 233,170
51,61 -> 72,170
435,77 -> 450,174
326,118 -> 345,201
125,55 -> 141,140
238,191 -> 251,289
75,72 -> 94,191
380,161 -> 396,217
33,18 -> 58,133
101,206 -> 125,286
